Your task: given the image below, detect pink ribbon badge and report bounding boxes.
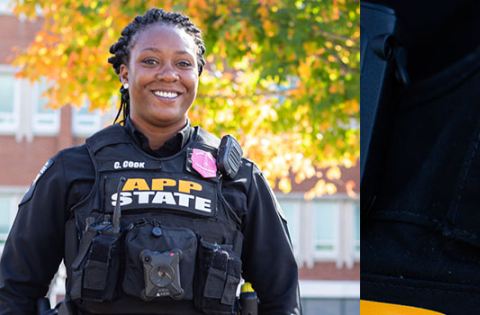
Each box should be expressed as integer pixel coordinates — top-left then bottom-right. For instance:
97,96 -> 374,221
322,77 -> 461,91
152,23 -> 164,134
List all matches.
192,149 -> 217,178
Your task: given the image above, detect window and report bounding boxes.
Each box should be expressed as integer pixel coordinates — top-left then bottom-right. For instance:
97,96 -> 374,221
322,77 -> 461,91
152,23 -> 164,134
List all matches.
0,70 -> 18,133
0,191 -> 25,256
354,203 -> 360,258
72,103 -> 102,136
0,0 -> 13,13
0,195 -> 15,245
278,200 -> 300,256
275,194 -> 359,267
313,201 -> 338,259
0,197 -> 10,236
32,79 -> 60,134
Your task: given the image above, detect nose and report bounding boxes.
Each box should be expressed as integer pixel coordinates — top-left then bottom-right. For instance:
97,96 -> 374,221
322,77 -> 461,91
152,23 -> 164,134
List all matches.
157,63 -> 179,82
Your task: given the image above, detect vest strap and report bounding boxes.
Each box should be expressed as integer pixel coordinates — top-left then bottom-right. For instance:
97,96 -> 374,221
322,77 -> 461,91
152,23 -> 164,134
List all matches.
72,229 -> 97,270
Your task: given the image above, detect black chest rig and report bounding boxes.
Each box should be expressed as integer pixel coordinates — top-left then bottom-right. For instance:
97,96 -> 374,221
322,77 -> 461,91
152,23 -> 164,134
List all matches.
67,125 -> 244,315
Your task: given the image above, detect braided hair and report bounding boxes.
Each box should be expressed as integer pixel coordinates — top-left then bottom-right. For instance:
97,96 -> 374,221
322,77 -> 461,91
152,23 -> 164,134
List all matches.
108,8 -> 206,123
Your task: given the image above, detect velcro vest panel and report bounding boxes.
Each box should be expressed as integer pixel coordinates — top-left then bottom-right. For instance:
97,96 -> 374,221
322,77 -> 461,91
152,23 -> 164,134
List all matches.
67,124 -> 243,314
80,124 -> 236,232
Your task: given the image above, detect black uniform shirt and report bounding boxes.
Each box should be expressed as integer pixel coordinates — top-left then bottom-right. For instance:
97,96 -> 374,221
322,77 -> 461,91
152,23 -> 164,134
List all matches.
125,117 -> 192,157
0,118 -> 301,315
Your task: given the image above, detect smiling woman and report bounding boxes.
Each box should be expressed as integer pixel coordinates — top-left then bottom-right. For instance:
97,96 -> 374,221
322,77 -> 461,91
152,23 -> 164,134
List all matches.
119,24 -> 199,148
0,7 -> 302,315
108,11 -> 206,150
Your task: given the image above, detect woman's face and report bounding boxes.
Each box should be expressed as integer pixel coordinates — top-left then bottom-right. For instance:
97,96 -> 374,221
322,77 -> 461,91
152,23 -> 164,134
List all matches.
120,23 -> 199,129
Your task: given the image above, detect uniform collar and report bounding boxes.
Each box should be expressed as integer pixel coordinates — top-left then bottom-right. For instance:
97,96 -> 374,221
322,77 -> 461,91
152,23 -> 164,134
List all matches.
123,117 -> 192,158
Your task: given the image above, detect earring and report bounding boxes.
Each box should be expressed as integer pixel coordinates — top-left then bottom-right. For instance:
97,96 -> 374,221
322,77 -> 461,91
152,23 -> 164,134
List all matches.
123,83 -> 129,89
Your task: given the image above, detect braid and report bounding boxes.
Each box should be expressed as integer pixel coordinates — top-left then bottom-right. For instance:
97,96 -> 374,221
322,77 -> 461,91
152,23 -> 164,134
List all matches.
108,8 -> 206,123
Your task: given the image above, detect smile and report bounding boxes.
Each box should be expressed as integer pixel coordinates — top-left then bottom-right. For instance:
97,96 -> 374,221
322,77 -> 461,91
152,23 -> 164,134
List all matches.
153,91 -> 179,98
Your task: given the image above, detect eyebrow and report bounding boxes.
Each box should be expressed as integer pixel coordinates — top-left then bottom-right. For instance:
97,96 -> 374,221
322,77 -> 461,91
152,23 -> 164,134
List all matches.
140,47 -> 193,56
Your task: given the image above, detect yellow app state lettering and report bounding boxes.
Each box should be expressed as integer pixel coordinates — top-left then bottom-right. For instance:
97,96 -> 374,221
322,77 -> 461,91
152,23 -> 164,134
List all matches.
110,178 -> 213,213
122,178 -> 202,194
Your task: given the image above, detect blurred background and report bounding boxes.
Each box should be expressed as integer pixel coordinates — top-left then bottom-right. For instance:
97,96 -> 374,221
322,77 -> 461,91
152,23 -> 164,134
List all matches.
0,0 -> 359,313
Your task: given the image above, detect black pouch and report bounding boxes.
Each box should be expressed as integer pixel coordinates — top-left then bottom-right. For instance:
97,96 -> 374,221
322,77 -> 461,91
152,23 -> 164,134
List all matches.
195,240 -> 242,314
123,220 -> 197,301
70,230 -> 122,302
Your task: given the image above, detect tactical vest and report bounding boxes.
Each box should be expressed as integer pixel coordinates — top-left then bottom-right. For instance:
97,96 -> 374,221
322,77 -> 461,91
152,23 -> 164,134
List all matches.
65,124 -> 244,315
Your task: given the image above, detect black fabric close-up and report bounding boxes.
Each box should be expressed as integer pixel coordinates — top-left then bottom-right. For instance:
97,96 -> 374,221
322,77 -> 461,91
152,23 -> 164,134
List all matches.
361,1 -> 480,314
364,0 -> 480,81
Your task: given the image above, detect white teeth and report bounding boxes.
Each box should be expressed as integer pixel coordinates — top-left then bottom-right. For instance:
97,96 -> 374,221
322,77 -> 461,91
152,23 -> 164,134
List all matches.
154,91 -> 178,98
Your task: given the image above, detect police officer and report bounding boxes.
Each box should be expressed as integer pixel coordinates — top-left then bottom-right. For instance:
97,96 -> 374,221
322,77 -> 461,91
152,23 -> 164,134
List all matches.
0,8 -> 301,315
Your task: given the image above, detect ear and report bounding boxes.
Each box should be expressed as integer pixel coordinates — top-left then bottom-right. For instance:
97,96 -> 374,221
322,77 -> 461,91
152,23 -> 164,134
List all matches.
119,64 -> 129,85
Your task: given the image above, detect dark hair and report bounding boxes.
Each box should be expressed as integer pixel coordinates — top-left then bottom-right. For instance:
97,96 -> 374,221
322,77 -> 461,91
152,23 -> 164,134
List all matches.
108,8 -> 206,123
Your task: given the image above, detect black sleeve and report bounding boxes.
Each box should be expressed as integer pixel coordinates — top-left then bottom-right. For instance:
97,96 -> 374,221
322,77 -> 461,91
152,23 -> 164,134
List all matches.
0,152 -> 67,314
0,146 -> 94,315
241,162 -> 302,315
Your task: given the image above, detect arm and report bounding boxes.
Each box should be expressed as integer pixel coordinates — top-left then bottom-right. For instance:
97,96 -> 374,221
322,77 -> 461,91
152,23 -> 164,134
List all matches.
0,153 -> 67,314
0,146 -> 94,315
241,163 -> 302,315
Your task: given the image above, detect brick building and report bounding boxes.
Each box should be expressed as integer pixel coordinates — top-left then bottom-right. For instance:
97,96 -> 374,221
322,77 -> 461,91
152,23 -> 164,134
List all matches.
0,6 -> 359,314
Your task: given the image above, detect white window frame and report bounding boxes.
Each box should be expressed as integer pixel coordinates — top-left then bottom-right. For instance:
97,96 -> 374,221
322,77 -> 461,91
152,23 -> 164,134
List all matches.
275,193 -> 360,267
312,200 -> 340,261
277,197 -> 301,257
31,81 -> 60,135
0,66 -> 20,135
299,280 -> 359,299
0,197 -> 9,242
72,105 -> 102,136
353,203 -> 360,261
0,0 -> 13,15
0,188 -> 25,246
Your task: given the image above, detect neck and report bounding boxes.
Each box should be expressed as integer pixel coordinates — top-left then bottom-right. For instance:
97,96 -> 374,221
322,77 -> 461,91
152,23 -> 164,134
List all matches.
130,117 -> 187,150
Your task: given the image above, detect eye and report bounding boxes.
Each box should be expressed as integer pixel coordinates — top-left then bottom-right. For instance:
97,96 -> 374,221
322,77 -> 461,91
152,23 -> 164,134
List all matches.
178,61 -> 192,67
142,58 -> 158,65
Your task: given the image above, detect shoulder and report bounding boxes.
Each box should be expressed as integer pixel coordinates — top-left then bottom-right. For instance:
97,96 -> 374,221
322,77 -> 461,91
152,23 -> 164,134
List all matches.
20,144 -> 93,205
233,158 -> 278,204
194,126 -> 221,148
192,125 -> 262,182
236,157 -> 259,179
222,157 -> 256,196
31,144 -> 91,181
57,144 -> 93,172
42,144 -> 93,184
85,124 -> 128,152
59,143 -> 89,158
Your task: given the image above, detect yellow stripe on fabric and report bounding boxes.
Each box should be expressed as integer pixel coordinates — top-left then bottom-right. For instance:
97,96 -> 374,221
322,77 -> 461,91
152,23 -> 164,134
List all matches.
361,300 -> 445,315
